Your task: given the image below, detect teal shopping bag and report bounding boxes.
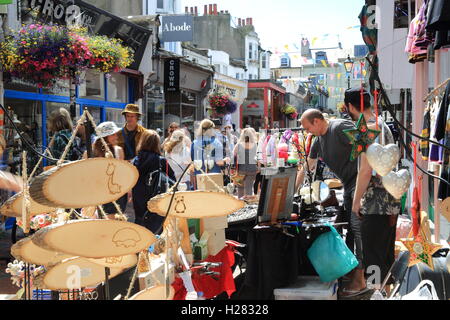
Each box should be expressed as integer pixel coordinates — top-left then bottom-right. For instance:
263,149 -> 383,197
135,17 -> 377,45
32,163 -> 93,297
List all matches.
307,224 -> 358,282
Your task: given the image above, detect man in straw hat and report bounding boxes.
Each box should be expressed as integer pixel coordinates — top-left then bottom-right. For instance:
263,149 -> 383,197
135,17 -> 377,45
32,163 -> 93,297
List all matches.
117,104 -> 146,161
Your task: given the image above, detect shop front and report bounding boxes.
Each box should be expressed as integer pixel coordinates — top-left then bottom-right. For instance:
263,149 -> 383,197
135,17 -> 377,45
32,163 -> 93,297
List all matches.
146,50 -> 213,139
242,80 -> 286,131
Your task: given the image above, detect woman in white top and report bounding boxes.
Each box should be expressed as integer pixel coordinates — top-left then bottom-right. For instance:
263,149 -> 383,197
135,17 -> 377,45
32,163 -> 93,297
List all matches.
163,129 -> 192,188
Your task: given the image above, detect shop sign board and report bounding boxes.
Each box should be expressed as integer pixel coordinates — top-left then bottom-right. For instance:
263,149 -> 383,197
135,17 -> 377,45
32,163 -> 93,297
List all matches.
24,0 -> 151,70
164,58 -> 180,92
161,15 -> 193,42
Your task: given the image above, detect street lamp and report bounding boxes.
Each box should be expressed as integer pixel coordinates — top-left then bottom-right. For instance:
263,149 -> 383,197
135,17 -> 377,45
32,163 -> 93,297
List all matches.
344,55 -> 354,89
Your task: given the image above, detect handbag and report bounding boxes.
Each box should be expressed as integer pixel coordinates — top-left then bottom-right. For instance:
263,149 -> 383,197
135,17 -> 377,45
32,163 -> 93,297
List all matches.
307,224 -> 358,282
230,156 -> 245,187
146,157 -> 176,197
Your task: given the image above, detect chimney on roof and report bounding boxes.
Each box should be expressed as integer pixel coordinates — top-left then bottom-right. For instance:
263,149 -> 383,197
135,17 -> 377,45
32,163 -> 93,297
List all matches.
190,7 -> 194,14
225,10 -> 229,14
213,4 -> 217,15
246,18 -> 251,25
204,5 -> 208,15
242,18 -> 245,26
194,6 -> 198,16
209,4 -> 213,15
238,18 -> 241,26
249,18 -> 253,25
185,7 -> 189,13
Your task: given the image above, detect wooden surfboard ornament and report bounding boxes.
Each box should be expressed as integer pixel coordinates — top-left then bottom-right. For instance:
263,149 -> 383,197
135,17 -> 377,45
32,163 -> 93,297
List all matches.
11,237 -> 72,267
34,257 -> 123,290
0,191 -> 56,218
147,191 -> 245,219
32,219 -> 157,258
29,158 -> 138,208
129,285 -> 174,300
88,254 -> 138,269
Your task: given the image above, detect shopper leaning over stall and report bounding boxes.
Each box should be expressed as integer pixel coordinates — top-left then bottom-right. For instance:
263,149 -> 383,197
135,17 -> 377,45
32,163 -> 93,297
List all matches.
296,108 -> 368,297
344,88 -> 400,296
117,104 -> 146,161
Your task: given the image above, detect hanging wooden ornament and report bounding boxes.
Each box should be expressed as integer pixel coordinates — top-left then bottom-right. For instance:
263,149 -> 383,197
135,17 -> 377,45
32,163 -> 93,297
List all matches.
31,219 -> 157,258
366,143 -> 400,176
401,227 -> 442,270
382,169 -> 412,199
0,191 -> 56,218
343,114 -> 381,161
148,191 -> 245,219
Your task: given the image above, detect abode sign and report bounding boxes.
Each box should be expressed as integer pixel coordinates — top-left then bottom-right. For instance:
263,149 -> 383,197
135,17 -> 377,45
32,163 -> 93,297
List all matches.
161,15 -> 193,42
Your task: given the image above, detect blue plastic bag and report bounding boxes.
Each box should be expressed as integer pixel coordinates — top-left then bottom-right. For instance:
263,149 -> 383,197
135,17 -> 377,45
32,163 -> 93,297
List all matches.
307,224 -> 358,282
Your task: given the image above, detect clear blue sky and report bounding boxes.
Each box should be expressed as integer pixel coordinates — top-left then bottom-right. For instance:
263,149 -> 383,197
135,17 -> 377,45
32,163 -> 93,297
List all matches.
181,0 -> 365,54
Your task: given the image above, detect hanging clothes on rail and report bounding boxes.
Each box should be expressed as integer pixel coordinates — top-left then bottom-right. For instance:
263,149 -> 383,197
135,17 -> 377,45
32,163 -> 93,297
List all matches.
434,80 -> 450,149
426,0 -> 450,31
420,103 -> 431,161
405,0 -> 434,64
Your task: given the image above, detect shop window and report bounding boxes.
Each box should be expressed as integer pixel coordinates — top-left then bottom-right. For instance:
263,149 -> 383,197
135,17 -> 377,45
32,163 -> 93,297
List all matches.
249,43 -> 253,60
106,108 -> 125,128
157,0 -> 164,9
107,73 -> 127,103
4,77 -> 39,93
3,98 -> 42,147
262,53 -> 267,69
181,90 -> 197,105
181,105 -> 195,139
43,78 -> 70,96
79,70 -> 105,100
394,0 -> 415,29
146,98 -> 164,132
83,106 -> 101,125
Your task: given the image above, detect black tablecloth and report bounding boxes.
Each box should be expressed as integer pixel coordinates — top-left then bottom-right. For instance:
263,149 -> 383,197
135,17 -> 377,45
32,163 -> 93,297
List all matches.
233,225 -> 330,300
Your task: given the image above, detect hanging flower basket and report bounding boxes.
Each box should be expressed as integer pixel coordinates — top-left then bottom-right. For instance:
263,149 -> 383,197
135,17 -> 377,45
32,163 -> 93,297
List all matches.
208,91 -> 237,117
0,24 -> 134,88
0,24 -> 91,88
280,103 -> 298,120
86,35 -> 133,73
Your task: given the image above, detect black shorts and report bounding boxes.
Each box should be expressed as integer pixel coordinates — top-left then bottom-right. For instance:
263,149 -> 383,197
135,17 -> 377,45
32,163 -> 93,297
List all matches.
361,214 -> 398,285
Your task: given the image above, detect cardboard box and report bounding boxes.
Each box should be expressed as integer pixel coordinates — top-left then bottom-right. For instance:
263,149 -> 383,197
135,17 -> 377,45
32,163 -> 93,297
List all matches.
207,229 -> 226,257
196,173 -> 224,191
202,216 -> 228,230
138,257 -> 175,290
274,276 -> 338,300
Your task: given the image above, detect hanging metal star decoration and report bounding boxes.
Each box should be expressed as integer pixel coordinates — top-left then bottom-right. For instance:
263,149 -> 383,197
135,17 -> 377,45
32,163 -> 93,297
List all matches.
343,114 -> 381,161
401,227 -> 442,270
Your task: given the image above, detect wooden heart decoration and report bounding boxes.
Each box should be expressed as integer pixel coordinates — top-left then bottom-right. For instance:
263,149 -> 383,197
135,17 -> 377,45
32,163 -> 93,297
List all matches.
366,143 -> 400,176
382,169 -> 411,199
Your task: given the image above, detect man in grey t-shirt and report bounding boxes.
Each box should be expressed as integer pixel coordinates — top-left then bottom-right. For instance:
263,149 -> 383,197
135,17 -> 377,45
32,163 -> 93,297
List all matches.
296,109 -> 362,295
